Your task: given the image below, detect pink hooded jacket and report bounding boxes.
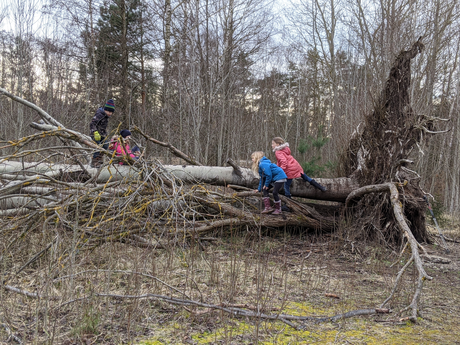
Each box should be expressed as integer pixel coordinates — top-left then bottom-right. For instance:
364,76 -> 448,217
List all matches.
273,143 -> 304,179
113,141 -> 135,164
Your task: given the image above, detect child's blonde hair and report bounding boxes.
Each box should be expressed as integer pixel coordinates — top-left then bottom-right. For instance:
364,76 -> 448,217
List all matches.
251,151 -> 264,173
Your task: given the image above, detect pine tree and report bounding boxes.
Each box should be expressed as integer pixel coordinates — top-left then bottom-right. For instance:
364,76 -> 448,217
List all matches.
93,0 -> 154,126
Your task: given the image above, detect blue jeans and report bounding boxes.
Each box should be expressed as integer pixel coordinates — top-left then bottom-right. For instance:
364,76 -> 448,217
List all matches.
284,173 -> 312,197
284,179 -> 293,198
301,173 -> 312,183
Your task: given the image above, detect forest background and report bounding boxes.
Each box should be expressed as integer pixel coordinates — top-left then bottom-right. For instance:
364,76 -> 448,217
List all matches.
0,0 -> 459,216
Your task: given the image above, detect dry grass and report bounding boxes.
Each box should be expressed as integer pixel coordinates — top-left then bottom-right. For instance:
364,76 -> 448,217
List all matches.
1,221 -> 460,344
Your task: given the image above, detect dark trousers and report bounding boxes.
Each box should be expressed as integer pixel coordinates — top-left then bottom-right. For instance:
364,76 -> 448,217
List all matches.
284,174 -> 311,197
284,179 -> 293,198
301,173 -> 312,182
92,136 -> 109,158
263,181 -> 284,202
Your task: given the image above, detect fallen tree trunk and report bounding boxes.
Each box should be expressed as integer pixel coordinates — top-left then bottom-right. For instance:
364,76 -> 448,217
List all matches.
1,160 -> 356,201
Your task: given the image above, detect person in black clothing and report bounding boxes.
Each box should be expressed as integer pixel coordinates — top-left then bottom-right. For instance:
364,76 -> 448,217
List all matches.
89,99 -> 115,167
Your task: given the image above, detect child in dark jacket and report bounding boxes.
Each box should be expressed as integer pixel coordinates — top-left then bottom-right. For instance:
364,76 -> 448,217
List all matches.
89,99 -> 115,167
272,137 -> 327,196
251,151 -> 287,215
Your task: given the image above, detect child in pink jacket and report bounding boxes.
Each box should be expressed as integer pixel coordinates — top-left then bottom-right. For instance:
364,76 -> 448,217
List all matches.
113,129 -> 135,164
272,137 -> 326,197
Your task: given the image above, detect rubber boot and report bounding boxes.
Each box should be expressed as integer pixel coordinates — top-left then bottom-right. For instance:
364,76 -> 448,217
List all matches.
272,200 -> 282,215
281,196 -> 291,212
261,197 -> 274,214
309,179 -> 327,192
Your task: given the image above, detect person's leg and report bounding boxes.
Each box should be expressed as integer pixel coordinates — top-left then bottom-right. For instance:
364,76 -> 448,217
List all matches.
272,181 -> 284,201
101,137 -> 109,151
281,180 -> 292,212
262,188 -> 270,198
309,179 -> 327,192
272,182 -> 284,214
284,179 -> 293,198
261,187 -> 273,213
91,136 -> 107,167
92,141 -> 100,159
300,173 -> 312,183
301,173 -> 327,192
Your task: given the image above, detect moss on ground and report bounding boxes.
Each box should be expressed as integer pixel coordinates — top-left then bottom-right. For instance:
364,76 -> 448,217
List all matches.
138,315 -> 458,344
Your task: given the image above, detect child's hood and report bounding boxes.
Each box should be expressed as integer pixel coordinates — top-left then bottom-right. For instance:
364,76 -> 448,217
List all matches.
273,142 -> 291,155
260,156 -> 271,165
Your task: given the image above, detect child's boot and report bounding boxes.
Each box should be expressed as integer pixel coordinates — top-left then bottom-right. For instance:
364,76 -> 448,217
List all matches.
261,197 -> 274,214
281,196 -> 291,212
91,156 -> 103,168
272,200 -> 282,215
309,179 -> 327,192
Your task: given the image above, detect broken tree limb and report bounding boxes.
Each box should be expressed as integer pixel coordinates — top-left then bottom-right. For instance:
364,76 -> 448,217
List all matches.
15,236 -> 58,275
55,291 -> 391,330
1,88 -> 92,168
164,165 -> 258,189
0,195 -> 56,210
3,285 -> 41,299
380,255 -> 414,308
388,182 -> 432,322
226,158 -> 243,177
133,126 -> 203,166
388,183 -> 431,279
0,160 -> 141,184
0,87 -> 65,129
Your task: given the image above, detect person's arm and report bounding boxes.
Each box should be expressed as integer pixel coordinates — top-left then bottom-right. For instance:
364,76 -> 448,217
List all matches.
89,111 -> 104,135
261,163 -> 273,188
257,176 -> 263,192
276,151 -> 288,171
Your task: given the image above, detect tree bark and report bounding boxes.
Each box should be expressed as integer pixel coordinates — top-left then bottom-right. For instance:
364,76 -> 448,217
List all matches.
1,160 -> 352,201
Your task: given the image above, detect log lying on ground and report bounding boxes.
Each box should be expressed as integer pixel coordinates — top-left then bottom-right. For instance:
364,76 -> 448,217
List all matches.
1,160 -> 353,201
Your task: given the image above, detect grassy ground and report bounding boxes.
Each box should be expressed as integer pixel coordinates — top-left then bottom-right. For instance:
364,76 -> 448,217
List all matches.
1,221 -> 459,344
133,227 -> 460,345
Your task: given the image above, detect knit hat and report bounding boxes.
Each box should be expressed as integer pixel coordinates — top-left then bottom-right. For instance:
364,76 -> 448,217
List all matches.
104,99 -> 115,112
120,129 -> 132,138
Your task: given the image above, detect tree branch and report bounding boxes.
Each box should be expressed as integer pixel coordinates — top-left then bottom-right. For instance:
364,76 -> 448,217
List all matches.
133,126 -> 203,166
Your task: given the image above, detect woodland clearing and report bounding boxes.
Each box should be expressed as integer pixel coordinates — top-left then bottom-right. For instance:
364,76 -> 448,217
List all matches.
129,224 -> 460,345
1,216 -> 458,344
1,40 -> 457,344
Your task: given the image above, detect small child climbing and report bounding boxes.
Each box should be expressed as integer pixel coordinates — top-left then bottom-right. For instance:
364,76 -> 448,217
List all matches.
272,137 -> 327,197
89,99 -> 115,167
251,151 -> 287,215
112,129 -> 136,164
